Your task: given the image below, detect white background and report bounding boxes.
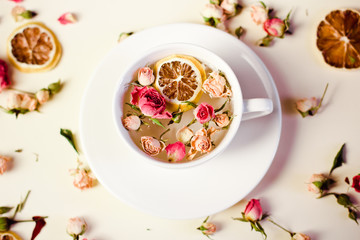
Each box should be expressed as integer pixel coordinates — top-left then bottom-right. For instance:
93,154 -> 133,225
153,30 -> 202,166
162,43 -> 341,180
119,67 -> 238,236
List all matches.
1,0 -> 360,239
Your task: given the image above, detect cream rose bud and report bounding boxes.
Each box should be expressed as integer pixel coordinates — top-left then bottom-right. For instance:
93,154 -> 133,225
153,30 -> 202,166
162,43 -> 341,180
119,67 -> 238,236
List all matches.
20,94 -> 38,111
213,113 -> 230,128
36,89 -> 50,104
176,126 -> 194,143
141,136 -> 163,156
7,92 -> 22,109
201,3 -> 224,19
307,173 -> 326,194
0,155 -> 12,175
122,115 -> 141,131
67,217 -> 87,237
250,3 -> 268,25
138,67 -> 155,86
292,233 -> 311,240
70,168 -> 96,190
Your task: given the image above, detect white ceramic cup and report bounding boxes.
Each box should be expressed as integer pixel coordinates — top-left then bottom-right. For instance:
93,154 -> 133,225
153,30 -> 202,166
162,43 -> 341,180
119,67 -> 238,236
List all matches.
113,43 -> 273,168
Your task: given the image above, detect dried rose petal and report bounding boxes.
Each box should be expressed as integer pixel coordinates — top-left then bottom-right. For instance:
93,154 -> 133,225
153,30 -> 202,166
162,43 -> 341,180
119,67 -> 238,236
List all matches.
58,12 -> 77,25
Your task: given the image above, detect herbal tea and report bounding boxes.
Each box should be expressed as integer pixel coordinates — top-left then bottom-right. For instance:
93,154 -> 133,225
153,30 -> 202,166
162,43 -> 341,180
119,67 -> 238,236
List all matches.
121,54 -> 234,163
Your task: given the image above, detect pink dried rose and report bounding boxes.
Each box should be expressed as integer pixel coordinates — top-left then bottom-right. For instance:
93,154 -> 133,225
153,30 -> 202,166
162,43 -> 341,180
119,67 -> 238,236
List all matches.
67,217 -> 87,239
213,113 -> 230,128
307,173 -> 327,194
201,3 -> 224,27
69,168 -> 96,190
165,142 -> 186,162
122,115 -> 141,131
351,175 -> 360,193
250,2 -> 268,25
263,18 -> 286,37
58,12 -> 77,25
193,103 -> 215,124
176,126 -> 193,143
202,71 -> 232,98
130,86 -> 171,119
187,127 -> 218,160
9,0 -> 23,2
138,67 -> 155,86
296,84 -> 329,117
36,89 -> 50,104
141,136 -> 164,156
244,199 -> 263,221
0,155 -> 12,175
292,233 -> 311,240
220,0 -> 240,17
0,59 -> 10,91
197,216 -> 216,236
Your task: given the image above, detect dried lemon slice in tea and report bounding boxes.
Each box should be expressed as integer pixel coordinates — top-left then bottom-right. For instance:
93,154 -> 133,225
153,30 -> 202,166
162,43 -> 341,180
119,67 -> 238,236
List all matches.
0,231 -> 22,240
154,54 -> 206,112
316,9 -> 360,69
7,22 -> 62,73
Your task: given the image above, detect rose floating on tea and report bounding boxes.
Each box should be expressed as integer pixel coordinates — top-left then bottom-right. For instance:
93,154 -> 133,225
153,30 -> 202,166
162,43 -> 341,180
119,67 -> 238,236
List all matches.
202,71 -> 232,98
131,86 -> 172,119
213,113 -> 231,128
141,136 -> 164,156
122,115 -> 141,131
138,67 -> 155,86
187,127 -> 218,160
193,103 -> 215,124
165,142 -> 186,162
176,126 -> 194,144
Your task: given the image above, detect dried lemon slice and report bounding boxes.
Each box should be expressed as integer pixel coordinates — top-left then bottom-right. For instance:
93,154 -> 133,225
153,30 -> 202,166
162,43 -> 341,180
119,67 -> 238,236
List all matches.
7,22 -> 62,73
154,54 -> 206,112
0,231 -> 22,240
316,9 -> 360,69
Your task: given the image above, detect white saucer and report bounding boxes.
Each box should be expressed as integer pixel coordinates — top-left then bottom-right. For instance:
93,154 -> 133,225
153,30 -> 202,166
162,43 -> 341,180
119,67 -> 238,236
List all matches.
79,23 -> 282,220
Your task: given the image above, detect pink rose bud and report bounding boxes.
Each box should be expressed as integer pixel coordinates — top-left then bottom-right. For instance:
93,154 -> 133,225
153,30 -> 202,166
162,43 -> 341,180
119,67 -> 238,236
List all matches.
250,3 -> 268,25
307,173 -> 327,194
165,142 -> 186,162
292,233 -> 311,240
244,199 -> 263,221
176,126 -> 193,143
202,71 -> 232,98
296,97 -> 317,113
67,217 -> 87,238
0,59 -> 10,91
9,0 -> 23,3
201,3 -> 224,19
194,102 -> 215,124
58,12 -> 77,25
200,222 -> 217,235
263,18 -> 286,37
131,86 -> 171,119
141,136 -> 163,156
122,115 -> 141,131
36,89 -> 50,104
220,0 -> 239,16
0,155 -> 12,175
138,67 -> 155,86
69,168 -> 96,190
213,113 -> 230,128
351,175 -> 360,193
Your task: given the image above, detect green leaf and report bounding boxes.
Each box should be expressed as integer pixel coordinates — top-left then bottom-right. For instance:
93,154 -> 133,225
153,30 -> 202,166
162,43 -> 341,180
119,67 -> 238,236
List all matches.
335,193 -> 352,208
48,80 -> 62,94
348,208 -> 358,224
255,221 -> 267,239
259,1 -> 267,9
214,98 -> 228,113
0,207 -> 13,215
284,10 -> 292,33
235,26 -> 245,39
168,112 -> 183,125
13,190 -> 30,219
60,128 -> 79,154
203,122 -> 209,130
329,143 -> 345,175
19,10 -> 36,19
149,118 -> 166,129
182,101 -> 197,109
257,35 -> 274,47
125,103 -> 141,112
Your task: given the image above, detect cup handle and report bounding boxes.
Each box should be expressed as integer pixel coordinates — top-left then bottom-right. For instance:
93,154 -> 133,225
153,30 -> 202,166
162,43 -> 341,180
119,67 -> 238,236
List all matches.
242,98 -> 273,121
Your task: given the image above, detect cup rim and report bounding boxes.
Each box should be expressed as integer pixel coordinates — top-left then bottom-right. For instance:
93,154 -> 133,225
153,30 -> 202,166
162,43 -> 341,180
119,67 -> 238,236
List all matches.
113,42 -> 243,169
